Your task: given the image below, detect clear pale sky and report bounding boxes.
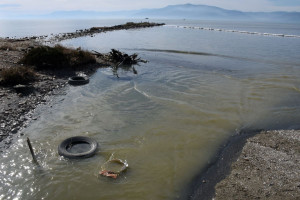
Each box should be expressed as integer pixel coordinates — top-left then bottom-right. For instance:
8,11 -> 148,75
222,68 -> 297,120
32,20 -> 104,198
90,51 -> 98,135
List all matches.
0,0 -> 300,16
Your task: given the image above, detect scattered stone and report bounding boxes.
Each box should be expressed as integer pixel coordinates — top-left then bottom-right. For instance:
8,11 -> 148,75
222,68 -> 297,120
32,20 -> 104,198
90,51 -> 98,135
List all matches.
0,22 -> 163,148
214,130 -> 300,200
11,128 -> 18,134
48,22 -> 165,43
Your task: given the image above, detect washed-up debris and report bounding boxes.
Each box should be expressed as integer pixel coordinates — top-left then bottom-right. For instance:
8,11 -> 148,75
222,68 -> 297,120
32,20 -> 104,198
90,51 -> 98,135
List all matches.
99,170 -> 119,179
93,49 -> 146,77
58,136 -> 98,159
27,137 -> 38,164
68,76 -> 89,86
99,158 -> 128,179
93,49 -> 147,65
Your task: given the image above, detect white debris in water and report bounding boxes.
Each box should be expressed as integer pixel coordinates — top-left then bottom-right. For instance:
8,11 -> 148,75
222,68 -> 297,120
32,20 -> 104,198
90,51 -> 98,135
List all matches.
168,25 -> 300,38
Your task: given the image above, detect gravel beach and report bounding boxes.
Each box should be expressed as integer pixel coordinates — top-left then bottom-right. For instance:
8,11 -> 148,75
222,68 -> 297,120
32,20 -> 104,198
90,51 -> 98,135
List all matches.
187,130 -> 300,199
214,130 -> 300,200
0,38 -> 99,150
0,22 -> 165,150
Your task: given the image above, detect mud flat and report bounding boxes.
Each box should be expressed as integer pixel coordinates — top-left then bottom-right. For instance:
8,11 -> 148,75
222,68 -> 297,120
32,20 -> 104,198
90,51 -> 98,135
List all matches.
188,130 -> 300,200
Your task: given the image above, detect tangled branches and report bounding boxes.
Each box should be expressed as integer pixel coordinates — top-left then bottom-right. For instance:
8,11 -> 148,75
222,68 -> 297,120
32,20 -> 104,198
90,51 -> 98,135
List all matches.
93,49 -> 147,78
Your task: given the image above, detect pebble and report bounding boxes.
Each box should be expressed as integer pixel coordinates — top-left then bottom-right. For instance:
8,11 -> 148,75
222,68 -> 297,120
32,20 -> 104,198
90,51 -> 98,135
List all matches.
0,37 -> 98,146
11,128 -> 18,134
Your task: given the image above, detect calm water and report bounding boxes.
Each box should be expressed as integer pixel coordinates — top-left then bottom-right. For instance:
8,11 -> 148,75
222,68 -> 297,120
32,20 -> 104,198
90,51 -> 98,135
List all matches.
1,19 -> 300,200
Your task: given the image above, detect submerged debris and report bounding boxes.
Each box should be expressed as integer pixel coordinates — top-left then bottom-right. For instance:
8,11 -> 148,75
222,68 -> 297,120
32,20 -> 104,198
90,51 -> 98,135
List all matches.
99,158 -> 129,179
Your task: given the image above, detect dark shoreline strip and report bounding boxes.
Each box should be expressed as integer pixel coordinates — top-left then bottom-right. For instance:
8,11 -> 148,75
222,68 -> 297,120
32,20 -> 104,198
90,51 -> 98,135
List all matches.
182,130 -> 261,200
49,22 -> 165,42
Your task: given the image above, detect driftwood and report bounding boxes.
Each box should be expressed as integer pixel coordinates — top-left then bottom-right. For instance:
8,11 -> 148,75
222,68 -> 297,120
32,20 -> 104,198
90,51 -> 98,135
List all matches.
94,49 -> 147,65
93,49 -> 147,78
27,137 -> 38,163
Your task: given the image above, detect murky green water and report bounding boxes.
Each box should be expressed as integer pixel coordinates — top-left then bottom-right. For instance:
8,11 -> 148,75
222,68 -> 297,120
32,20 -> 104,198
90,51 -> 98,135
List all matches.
1,20 -> 300,200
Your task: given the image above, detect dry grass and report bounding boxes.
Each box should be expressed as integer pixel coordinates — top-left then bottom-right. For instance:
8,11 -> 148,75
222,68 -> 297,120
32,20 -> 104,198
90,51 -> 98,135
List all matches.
0,44 -> 15,51
0,66 -> 37,86
19,45 -> 96,70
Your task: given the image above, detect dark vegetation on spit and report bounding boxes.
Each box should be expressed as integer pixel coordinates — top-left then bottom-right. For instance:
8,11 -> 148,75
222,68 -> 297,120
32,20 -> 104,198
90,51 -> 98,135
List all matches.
19,45 -> 96,70
52,22 -> 165,42
0,22 -> 163,145
0,22 -> 164,86
93,48 -> 147,78
0,46 -> 145,86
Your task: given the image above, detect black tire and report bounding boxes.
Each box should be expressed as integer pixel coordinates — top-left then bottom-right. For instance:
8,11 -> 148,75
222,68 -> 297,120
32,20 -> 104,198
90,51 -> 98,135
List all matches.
58,136 -> 98,159
68,76 -> 89,86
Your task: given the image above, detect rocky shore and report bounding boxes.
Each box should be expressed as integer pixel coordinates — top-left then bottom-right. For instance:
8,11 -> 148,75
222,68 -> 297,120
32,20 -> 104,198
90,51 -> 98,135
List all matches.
214,130 -> 300,200
48,22 -> 165,43
0,38 -> 101,150
0,22 -> 164,150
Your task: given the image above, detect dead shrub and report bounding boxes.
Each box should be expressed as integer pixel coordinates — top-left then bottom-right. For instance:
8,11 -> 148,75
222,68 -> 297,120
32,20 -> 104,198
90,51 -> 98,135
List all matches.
19,45 -> 96,70
0,66 -> 37,86
0,45 -> 15,51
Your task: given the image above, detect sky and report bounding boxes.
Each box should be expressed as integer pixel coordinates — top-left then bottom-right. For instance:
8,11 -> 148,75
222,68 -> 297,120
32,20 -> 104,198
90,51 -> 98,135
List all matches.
0,0 -> 300,17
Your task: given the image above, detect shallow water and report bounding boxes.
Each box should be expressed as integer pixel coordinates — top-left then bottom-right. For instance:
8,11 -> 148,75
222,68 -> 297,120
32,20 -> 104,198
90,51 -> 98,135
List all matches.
1,20 -> 300,200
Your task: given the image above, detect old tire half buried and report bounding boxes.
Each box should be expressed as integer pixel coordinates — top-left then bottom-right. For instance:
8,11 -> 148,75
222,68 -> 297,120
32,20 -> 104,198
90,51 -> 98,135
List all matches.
68,76 -> 89,85
58,136 -> 98,159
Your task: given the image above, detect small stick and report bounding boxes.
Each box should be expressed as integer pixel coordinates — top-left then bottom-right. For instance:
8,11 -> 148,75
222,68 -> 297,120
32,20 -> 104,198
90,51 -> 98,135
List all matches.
27,137 -> 38,163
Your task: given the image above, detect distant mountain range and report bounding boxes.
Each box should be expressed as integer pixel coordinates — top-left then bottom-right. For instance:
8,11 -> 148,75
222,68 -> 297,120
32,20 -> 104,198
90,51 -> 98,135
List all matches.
38,4 -> 300,23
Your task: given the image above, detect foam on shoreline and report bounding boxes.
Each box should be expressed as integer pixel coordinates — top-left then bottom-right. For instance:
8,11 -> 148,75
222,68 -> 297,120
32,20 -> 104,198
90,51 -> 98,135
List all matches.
164,25 -> 300,38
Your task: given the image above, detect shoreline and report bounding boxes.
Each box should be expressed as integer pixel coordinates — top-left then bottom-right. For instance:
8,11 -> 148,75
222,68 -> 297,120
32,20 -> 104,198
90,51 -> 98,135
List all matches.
0,37 -> 101,149
1,22 -> 300,199
184,130 -> 260,200
214,129 -> 300,199
0,22 -> 163,148
185,129 -> 300,200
